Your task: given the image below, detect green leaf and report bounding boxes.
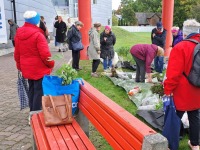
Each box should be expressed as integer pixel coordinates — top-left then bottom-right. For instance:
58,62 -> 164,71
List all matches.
55,64 -> 78,85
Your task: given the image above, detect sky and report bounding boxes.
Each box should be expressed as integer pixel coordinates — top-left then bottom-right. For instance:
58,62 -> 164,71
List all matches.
112,0 -> 121,10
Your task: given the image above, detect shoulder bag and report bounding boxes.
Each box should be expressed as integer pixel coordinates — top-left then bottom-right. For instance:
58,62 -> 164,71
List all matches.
42,94 -> 73,126
71,40 -> 84,51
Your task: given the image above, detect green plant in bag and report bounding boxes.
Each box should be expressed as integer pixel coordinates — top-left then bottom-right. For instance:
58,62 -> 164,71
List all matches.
55,64 -> 77,85
150,83 -> 164,98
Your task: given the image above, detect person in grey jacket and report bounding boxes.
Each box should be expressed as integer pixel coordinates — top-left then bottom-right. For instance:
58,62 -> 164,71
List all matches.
88,22 -> 102,77
8,19 -> 18,47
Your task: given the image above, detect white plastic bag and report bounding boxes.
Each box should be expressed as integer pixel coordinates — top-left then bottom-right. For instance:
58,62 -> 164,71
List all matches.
181,112 -> 189,128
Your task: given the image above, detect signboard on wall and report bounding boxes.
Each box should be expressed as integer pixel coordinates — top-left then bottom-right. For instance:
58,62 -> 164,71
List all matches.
0,0 -> 7,43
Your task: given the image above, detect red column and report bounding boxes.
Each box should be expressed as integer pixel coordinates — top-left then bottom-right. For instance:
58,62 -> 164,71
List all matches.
78,0 -> 91,60
162,0 -> 174,57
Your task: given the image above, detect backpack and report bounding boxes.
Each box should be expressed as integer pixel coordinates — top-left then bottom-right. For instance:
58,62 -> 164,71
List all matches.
183,39 -> 200,87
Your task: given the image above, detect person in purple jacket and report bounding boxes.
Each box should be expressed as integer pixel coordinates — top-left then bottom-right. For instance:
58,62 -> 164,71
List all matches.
171,26 -> 183,47
130,44 -> 164,83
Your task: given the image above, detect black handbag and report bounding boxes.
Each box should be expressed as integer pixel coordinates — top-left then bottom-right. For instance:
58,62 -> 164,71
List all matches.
71,40 -> 84,51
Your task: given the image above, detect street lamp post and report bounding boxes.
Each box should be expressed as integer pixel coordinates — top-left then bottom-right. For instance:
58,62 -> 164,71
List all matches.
11,0 -> 17,24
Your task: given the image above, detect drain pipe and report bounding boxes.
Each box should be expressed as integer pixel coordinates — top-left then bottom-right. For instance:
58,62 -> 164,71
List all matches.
11,0 -> 17,24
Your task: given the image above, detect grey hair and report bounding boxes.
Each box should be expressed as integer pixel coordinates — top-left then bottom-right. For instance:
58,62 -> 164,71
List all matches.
75,21 -> 84,27
183,19 -> 200,36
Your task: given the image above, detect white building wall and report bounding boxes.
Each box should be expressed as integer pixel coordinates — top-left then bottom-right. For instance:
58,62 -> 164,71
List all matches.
1,0 -> 57,48
91,0 -> 112,26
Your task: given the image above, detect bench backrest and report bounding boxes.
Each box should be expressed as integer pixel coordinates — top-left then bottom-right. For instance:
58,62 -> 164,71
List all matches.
79,80 -> 157,150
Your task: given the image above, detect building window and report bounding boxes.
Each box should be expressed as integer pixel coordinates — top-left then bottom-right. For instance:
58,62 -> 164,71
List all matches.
108,18 -> 111,25
93,0 -> 97,4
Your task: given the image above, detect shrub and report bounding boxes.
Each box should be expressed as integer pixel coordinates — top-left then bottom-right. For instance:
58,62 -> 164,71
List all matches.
117,46 -> 135,64
55,64 -> 77,85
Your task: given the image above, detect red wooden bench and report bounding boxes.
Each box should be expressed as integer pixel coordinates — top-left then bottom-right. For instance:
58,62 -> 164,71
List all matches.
31,80 -> 167,150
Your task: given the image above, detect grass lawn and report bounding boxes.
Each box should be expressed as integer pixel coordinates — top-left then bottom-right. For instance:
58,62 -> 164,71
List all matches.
77,27 -> 190,150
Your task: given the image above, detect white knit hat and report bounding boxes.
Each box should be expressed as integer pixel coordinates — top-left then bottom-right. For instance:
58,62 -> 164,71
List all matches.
183,19 -> 200,36
23,11 -> 40,25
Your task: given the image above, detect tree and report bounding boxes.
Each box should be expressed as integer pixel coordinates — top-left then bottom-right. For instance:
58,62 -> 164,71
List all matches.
121,0 -> 137,25
134,0 -> 162,12
112,15 -> 119,26
173,0 -> 198,28
119,0 -> 200,28
188,2 -> 200,23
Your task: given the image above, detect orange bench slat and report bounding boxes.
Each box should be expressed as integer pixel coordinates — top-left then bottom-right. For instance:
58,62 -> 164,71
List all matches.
80,81 -> 156,139
38,113 -> 61,150
79,91 -> 142,150
50,126 -> 69,150
65,124 -> 88,150
79,103 -> 124,150
58,126 -> 78,150
71,120 -> 96,150
31,114 -> 50,150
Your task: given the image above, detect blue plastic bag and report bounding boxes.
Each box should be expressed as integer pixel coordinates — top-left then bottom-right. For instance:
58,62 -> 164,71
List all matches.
42,75 -> 83,115
162,96 -> 181,150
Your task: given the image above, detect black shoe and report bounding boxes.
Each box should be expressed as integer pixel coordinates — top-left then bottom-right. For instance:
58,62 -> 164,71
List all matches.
76,68 -> 82,71
58,49 -> 61,52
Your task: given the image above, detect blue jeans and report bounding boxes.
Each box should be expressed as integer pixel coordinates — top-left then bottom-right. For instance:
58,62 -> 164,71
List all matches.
55,36 -> 58,46
103,58 -> 112,70
154,56 -> 164,73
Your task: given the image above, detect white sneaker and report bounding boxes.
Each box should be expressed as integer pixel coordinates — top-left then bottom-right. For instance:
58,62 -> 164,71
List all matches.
91,72 -> 99,78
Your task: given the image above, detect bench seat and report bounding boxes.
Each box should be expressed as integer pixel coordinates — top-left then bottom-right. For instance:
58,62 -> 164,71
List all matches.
31,112 -> 95,150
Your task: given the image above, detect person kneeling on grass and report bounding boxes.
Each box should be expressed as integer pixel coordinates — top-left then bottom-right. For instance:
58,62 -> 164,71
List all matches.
88,22 -> 102,77
130,44 -> 164,83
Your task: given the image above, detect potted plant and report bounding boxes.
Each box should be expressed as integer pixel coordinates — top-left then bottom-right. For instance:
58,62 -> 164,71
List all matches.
55,64 -> 78,85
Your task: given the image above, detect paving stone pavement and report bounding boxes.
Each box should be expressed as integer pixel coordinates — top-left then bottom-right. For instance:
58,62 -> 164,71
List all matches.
0,43 -> 72,150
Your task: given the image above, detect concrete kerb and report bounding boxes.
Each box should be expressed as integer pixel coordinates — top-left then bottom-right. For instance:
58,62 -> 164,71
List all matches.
142,133 -> 168,150
0,47 -> 14,56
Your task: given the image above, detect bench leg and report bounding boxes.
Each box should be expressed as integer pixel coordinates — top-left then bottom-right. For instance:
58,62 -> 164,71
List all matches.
142,133 -> 168,150
75,110 -> 89,137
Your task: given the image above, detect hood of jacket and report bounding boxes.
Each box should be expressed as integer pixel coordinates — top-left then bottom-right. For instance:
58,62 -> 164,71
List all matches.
186,33 -> 200,41
102,30 -> 114,37
89,27 -> 97,35
16,22 -> 43,41
8,19 -> 15,26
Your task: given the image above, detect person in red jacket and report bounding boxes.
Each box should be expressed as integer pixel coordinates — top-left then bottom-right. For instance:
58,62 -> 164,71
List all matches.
164,19 -> 200,150
14,11 -> 55,111
130,44 -> 164,83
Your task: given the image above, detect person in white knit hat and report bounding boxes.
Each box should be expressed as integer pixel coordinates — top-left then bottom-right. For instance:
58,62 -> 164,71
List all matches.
164,19 -> 200,150
14,11 -> 55,112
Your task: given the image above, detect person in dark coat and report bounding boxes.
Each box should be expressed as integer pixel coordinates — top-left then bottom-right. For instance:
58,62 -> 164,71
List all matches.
54,16 -> 67,52
171,26 -> 183,47
100,26 -> 116,71
67,21 -> 83,70
130,44 -> 164,83
8,19 -> 18,47
151,22 -> 167,74
39,16 -> 49,43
